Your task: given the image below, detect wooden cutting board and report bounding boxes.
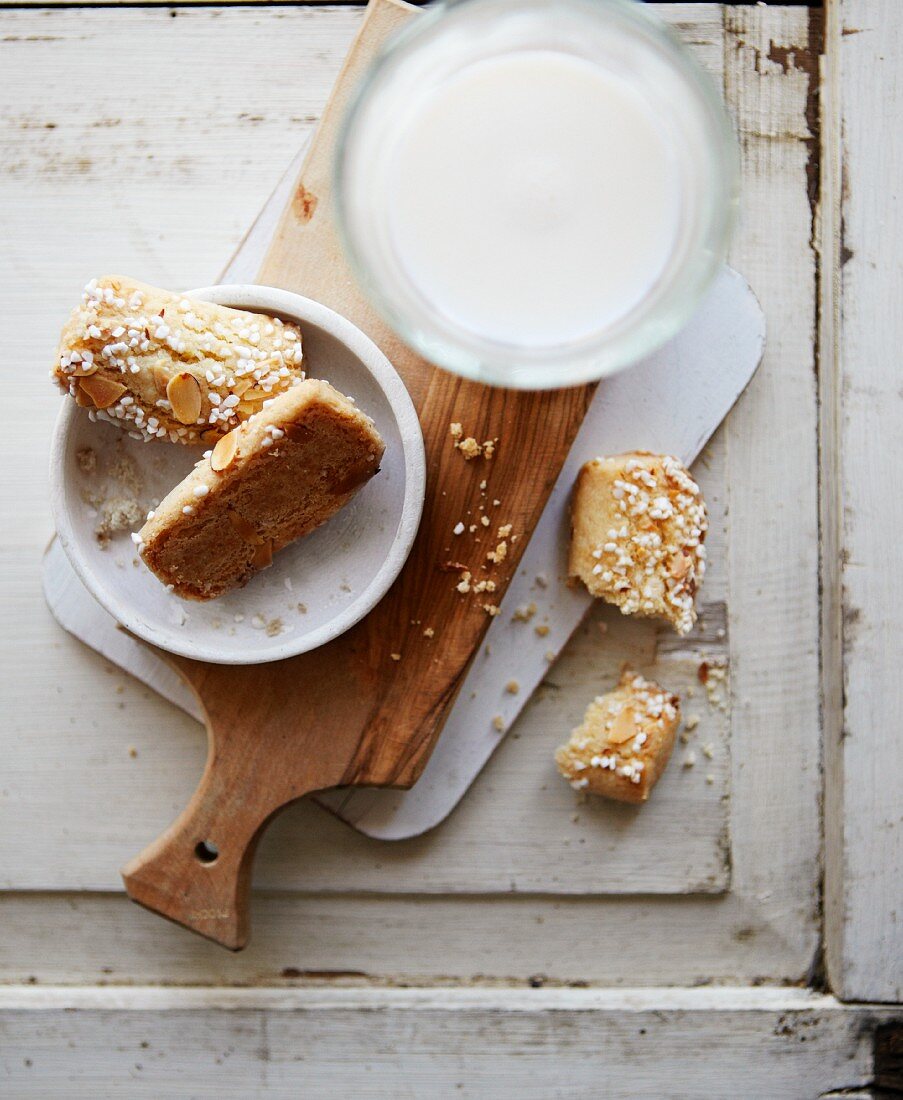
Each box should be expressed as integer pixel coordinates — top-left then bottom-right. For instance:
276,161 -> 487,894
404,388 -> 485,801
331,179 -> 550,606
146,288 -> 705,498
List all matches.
120,0 -> 596,950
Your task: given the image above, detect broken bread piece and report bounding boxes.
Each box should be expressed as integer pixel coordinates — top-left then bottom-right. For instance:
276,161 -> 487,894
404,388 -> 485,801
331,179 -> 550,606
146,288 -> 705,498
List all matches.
569,452 -> 707,635
555,668 -> 680,804
138,379 -> 384,600
53,276 -> 306,444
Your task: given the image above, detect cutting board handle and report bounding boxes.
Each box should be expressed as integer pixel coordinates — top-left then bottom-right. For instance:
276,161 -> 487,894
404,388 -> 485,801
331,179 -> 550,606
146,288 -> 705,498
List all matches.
121,727 -> 297,950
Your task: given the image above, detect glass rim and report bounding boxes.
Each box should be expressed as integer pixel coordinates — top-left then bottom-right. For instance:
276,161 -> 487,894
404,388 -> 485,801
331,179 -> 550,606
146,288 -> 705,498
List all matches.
334,0 -> 740,390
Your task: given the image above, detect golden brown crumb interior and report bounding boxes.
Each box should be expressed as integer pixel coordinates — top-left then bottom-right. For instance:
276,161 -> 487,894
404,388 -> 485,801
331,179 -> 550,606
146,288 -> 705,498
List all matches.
141,402 -> 382,600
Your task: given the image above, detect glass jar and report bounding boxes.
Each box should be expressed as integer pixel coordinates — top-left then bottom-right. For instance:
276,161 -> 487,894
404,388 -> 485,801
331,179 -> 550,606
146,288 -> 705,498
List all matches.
335,0 -> 738,390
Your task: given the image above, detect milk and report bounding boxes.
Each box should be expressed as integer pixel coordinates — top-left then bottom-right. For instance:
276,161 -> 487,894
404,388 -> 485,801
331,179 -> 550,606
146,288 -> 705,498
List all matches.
385,50 -> 682,349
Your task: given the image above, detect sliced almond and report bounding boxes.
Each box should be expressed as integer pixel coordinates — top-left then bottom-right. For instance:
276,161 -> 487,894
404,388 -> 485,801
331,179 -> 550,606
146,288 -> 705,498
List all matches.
68,358 -> 100,378
669,552 -> 693,581
228,511 -> 258,542
211,430 -> 239,472
606,706 -> 638,745
167,371 -> 202,425
232,378 -> 253,397
252,540 -> 273,569
201,429 -> 222,445
74,385 -> 95,408
78,375 -> 127,409
236,400 -> 259,417
153,365 -> 171,396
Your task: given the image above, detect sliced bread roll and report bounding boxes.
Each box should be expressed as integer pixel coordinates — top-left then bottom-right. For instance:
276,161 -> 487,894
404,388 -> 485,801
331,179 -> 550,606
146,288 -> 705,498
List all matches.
138,379 -> 384,600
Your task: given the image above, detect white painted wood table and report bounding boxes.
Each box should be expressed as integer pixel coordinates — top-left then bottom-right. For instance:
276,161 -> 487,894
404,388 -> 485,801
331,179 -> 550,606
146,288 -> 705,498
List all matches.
0,0 -> 901,1095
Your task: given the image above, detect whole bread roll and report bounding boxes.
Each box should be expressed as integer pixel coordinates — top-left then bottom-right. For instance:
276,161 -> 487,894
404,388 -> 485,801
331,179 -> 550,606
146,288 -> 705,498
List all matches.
53,276 -> 306,445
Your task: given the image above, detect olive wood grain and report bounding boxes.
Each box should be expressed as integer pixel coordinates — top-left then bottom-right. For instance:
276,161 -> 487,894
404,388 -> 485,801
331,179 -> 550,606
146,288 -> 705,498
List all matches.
122,0 -> 595,949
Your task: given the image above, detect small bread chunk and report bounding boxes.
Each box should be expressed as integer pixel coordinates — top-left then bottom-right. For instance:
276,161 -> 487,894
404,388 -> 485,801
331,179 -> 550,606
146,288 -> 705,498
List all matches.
569,452 -> 707,635
53,276 -> 306,444
138,379 -> 384,600
555,668 -> 680,804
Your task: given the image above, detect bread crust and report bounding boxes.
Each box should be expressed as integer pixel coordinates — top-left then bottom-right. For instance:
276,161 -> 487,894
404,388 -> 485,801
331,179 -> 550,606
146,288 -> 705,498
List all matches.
53,276 -> 306,445
568,452 -> 707,635
138,379 -> 385,600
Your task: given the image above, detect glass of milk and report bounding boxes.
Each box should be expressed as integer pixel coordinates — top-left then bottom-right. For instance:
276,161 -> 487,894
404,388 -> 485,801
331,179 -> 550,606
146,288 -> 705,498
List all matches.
335,0 -> 738,389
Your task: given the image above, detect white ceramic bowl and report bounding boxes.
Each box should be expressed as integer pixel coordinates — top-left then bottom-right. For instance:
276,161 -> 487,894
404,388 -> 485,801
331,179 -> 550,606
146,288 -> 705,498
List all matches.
50,285 -> 425,664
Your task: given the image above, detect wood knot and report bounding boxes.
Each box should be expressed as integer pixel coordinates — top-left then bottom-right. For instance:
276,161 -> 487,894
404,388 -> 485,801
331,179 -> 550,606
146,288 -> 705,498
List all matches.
293,183 -> 318,223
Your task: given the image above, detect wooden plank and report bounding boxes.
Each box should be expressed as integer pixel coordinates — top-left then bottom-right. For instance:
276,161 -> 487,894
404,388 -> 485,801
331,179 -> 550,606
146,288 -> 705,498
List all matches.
0,4 -> 823,986
822,0 -> 903,1004
721,4 -> 823,982
1,4 -> 729,898
0,890 -> 824,987
0,986 -> 897,1099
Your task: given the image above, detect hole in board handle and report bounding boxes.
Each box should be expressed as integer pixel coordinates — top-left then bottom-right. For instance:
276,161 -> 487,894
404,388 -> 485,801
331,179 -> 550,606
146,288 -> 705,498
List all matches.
195,840 -> 219,865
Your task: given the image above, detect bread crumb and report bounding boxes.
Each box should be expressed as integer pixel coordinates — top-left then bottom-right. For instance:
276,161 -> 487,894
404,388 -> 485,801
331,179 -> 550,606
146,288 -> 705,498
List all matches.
505,680 -> 520,695
702,743 -> 714,759
534,573 -> 548,588
487,540 -> 507,564
128,746 -> 138,759
76,446 -> 97,475
483,603 -> 500,617
265,617 -> 284,637
492,715 -> 505,733
685,714 -> 700,732
458,436 -> 482,460
535,624 -> 550,637
682,752 -> 696,769
95,496 -> 144,548
512,603 -> 537,623
423,627 -> 435,638
544,650 -> 556,663
390,652 -> 401,661
706,773 -> 715,785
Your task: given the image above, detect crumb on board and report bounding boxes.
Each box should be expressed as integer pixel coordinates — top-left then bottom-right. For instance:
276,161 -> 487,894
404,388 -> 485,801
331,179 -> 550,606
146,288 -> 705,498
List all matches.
76,446 -> 97,475
685,714 -> 701,732
265,618 -> 284,637
390,652 -> 401,661
492,715 -> 505,733
512,603 -> 537,623
423,627 -> 435,638
505,680 -> 520,695
449,422 -> 497,461
535,624 -> 550,637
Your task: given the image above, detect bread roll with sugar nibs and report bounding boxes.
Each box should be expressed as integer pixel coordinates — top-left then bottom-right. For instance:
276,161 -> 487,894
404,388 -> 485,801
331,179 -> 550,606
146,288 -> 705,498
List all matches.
53,276 -> 306,444
569,452 -> 707,635
138,379 -> 384,600
555,668 -> 680,804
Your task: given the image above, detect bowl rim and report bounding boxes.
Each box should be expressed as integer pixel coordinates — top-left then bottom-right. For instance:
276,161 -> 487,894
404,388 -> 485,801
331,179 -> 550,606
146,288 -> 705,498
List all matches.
50,283 -> 426,665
